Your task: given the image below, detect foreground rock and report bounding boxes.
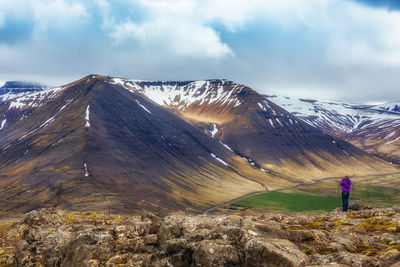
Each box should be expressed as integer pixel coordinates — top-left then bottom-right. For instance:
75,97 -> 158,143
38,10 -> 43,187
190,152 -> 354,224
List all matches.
0,207 -> 399,266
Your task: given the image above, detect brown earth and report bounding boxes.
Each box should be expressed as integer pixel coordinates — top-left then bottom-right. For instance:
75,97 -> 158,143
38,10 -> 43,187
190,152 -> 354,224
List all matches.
0,207 -> 399,266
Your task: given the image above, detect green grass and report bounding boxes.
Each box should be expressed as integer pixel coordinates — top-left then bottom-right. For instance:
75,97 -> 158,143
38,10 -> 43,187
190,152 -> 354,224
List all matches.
232,191 -> 340,212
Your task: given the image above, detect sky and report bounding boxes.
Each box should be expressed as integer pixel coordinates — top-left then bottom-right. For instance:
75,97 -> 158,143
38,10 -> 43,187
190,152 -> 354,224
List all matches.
0,0 -> 400,103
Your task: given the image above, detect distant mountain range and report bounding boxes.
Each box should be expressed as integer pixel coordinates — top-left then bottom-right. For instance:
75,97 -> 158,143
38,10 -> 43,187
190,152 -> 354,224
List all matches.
0,81 -> 47,102
0,76 -> 397,215
265,95 -> 400,164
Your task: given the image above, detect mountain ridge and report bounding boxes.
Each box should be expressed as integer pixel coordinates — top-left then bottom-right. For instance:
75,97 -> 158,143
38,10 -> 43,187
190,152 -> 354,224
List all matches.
0,75 -> 397,215
265,95 -> 400,164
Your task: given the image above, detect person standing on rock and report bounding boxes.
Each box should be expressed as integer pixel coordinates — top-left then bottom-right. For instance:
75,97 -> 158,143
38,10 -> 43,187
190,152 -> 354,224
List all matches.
340,176 -> 351,212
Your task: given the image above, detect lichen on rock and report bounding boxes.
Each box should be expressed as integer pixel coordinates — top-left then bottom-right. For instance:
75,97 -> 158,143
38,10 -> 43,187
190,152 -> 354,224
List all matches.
0,206 -> 398,266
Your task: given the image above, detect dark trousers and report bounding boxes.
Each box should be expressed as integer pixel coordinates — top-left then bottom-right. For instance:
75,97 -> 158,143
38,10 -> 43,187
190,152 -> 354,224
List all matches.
342,191 -> 350,212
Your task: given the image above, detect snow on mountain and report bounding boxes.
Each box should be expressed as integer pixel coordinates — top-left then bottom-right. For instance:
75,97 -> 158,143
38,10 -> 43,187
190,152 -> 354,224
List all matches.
265,95 -> 400,163
7,86 -> 64,110
0,81 -> 47,102
265,95 -> 400,135
0,86 -> 65,132
109,78 -> 242,110
373,101 -> 400,113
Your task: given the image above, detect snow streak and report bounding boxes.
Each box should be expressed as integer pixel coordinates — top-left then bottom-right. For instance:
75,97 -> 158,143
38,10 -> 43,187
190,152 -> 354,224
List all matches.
85,105 -> 90,127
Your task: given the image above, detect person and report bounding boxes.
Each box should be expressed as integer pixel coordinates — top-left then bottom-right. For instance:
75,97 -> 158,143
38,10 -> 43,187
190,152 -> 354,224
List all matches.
340,176 -> 351,212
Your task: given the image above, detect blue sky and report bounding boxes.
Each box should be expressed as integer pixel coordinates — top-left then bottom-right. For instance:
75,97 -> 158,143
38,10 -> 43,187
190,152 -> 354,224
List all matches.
0,0 -> 400,102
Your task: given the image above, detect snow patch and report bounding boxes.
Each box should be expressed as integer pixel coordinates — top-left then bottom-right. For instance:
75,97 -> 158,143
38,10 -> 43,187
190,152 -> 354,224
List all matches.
7,86 -> 64,111
275,118 -> 283,127
258,102 -> 267,111
85,105 -> 90,127
210,153 -> 229,166
385,131 -> 396,139
209,124 -> 218,138
112,79 -> 243,110
0,119 -> 6,130
387,136 -> 400,145
219,141 -> 233,152
268,119 -> 275,127
84,163 -> 90,177
110,78 -> 126,87
135,100 -> 152,114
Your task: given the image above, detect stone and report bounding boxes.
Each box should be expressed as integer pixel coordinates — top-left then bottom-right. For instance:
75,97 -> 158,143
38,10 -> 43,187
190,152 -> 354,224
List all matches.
245,238 -> 307,267
144,234 -> 158,245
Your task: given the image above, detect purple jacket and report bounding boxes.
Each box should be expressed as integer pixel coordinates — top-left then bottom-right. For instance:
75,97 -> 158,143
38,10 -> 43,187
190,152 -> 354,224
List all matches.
340,178 -> 351,192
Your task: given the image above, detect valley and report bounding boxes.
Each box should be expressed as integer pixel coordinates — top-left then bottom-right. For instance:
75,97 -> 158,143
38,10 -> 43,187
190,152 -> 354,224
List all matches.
0,75 -> 399,216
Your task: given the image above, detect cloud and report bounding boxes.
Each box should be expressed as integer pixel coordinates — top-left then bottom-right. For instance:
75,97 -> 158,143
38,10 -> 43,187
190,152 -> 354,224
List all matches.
0,0 -> 400,103
111,18 -> 233,59
31,0 -> 88,31
325,1 -> 400,67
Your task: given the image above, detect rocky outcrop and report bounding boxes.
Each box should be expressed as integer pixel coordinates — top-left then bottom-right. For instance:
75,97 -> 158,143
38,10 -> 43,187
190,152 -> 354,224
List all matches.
0,207 -> 399,266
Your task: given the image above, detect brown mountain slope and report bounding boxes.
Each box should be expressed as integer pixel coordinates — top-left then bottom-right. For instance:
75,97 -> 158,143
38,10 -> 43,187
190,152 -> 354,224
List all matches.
0,75 -> 397,215
0,76 -> 286,215
111,78 -> 397,180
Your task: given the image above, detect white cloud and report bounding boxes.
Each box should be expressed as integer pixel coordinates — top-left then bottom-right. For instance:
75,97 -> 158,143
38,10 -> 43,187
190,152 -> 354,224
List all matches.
111,18 -> 233,58
325,1 -> 400,66
1,0 -> 400,102
32,0 -> 88,31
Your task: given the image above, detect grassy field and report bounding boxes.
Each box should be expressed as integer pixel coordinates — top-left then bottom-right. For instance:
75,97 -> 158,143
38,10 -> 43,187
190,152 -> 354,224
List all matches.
231,173 -> 400,212
297,175 -> 400,208
232,191 -> 340,212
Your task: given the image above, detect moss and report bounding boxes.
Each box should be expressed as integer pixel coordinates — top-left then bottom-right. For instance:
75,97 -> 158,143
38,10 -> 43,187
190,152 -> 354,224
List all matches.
112,216 -> 122,222
360,250 -> 376,256
61,211 -> 102,223
345,247 -> 357,253
278,225 -> 304,230
316,247 -> 335,255
358,219 -> 399,232
301,249 -> 314,255
333,220 -> 353,226
0,225 -> 12,232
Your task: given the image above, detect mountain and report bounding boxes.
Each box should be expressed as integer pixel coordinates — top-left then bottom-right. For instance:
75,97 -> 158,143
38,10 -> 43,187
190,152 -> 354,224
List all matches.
0,81 -> 46,102
0,75 -> 396,215
265,95 -> 400,164
114,78 -> 395,178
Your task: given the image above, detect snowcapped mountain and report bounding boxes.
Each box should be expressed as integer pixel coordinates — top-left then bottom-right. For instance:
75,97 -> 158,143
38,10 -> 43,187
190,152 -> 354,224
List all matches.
110,77 -> 394,176
0,81 -> 47,102
374,102 -> 400,113
0,75 -> 396,215
265,95 -> 400,164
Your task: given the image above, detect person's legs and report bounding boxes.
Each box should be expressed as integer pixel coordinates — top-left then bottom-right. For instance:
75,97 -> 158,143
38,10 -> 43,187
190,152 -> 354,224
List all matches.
342,191 -> 349,211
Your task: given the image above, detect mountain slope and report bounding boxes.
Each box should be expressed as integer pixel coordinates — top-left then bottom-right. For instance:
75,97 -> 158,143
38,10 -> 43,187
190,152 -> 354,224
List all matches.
112,78 -> 396,179
0,76 -> 280,215
0,75 -> 397,215
266,95 -> 400,164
